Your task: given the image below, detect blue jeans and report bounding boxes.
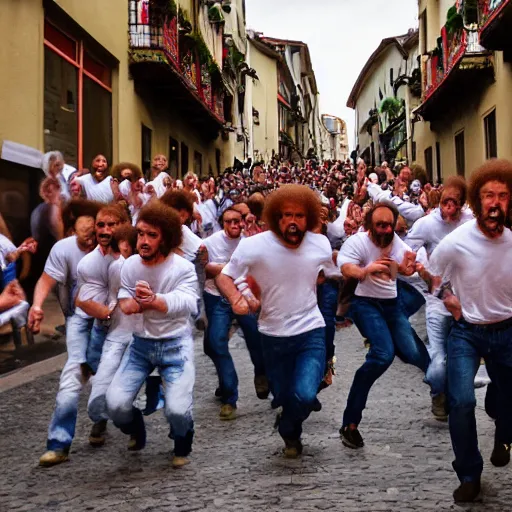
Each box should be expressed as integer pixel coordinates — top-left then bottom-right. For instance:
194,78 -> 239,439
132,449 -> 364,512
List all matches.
47,315 -> 94,451
85,320 -> 109,374
447,317 -> 512,483
0,262 -> 16,291
261,327 -> 326,440
425,312 -> 452,396
343,296 -> 430,426
317,280 -> 339,365
203,292 -> 264,406
106,335 -> 195,457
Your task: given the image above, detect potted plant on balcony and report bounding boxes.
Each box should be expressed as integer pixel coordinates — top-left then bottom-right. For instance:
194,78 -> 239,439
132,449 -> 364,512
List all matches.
208,3 -> 225,24
445,5 -> 464,35
379,97 -> 403,122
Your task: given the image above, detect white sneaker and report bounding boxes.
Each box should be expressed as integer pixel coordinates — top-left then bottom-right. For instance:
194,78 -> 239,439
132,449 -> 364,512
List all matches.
474,364 -> 491,388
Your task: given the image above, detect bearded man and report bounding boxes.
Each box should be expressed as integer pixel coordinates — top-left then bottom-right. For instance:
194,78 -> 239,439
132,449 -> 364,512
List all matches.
216,185 -> 333,458
405,176 -> 473,420
429,160 -> 512,502
106,202 -> 198,468
337,202 -> 430,450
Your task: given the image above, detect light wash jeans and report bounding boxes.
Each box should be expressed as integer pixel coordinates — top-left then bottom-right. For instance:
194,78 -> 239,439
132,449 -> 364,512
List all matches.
106,335 -> 195,457
425,311 -> 453,397
87,332 -> 132,423
46,314 -> 102,451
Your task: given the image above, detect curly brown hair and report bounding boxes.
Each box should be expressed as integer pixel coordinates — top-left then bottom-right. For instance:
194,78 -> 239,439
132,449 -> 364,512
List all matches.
263,184 -> 321,235
443,175 -> 467,205
111,224 -> 138,254
468,159 -> 512,217
136,201 -> 183,256
160,190 -> 195,217
111,162 -> 143,182
363,201 -> 399,231
61,199 -> 103,234
97,203 -> 130,224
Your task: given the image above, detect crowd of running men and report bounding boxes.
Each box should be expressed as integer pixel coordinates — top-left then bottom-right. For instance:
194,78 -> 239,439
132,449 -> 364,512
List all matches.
1,150 -> 511,503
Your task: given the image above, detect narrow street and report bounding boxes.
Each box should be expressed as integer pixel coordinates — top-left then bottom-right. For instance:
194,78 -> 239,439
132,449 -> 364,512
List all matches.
0,313 -> 508,512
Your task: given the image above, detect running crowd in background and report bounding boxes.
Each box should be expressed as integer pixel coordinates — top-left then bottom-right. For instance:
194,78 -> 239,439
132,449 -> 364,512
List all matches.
1,149 -> 512,504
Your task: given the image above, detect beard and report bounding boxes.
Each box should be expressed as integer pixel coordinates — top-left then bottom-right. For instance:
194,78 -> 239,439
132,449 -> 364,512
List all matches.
280,224 -> 305,247
479,207 -> 507,237
98,234 -> 111,246
371,228 -> 394,248
138,244 -> 159,261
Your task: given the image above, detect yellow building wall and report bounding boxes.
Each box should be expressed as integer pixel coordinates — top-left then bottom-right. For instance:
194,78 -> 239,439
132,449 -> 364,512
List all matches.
249,43 -> 279,162
1,0 -> 230,176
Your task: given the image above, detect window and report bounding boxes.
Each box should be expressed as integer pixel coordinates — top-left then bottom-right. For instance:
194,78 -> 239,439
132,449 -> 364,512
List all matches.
412,141 -> 417,162
181,142 -> 189,177
424,146 -> 433,182
194,151 -> 203,177
141,125 -> 152,175
435,141 -> 442,183
168,137 -> 179,178
455,131 -> 465,176
44,20 -> 113,169
484,109 -> 497,159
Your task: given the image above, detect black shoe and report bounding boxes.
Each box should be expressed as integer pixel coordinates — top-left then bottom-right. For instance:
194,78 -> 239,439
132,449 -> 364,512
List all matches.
340,425 -> 364,449
89,419 -> 108,447
491,441 -> 511,467
453,480 -> 481,503
311,398 -> 322,412
283,438 -> 303,458
254,375 -> 270,400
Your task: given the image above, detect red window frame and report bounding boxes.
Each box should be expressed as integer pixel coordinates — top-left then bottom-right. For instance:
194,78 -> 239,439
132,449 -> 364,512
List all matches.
44,20 -> 112,169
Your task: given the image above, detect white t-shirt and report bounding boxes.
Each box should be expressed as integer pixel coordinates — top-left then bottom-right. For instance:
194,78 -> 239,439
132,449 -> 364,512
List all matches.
75,174 -> 114,203
180,225 -> 202,262
405,207 -> 474,256
429,220 -> 512,324
118,253 -> 198,339
43,235 -> 89,317
0,234 -> 16,268
222,231 -> 332,337
106,257 -> 141,338
203,230 -> 241,296
337,231 -> 411,299
76,245 -> 116,319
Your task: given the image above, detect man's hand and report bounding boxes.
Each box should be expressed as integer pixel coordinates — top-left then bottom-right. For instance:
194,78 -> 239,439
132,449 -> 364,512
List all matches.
231,294 -> 250,315
443,292 -> 462,321
135,280 -> 155,303
18,237 -> 38,255
363,259 -> 393,281
28,305 -> 44,333
1,281 -> 24,311
398,251 -> 417,276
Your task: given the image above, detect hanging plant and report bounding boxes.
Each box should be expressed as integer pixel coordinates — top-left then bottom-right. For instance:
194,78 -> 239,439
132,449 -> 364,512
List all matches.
208,4 -> 225,24
445,5 -> 464,35
379,97 -> 403,121
151,0 -> 178,25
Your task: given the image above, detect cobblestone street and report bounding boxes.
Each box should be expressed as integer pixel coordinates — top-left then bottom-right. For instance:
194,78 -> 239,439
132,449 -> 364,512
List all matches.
0,313 -> 509,512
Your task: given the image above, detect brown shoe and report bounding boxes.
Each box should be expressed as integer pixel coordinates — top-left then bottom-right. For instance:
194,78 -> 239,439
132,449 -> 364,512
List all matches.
172,456 -> 190,468
431,393 -> 448,422
39,450 -> 69,467
283,438 -> 303,459
254,375 -> 269,399
89,419 -> 108,447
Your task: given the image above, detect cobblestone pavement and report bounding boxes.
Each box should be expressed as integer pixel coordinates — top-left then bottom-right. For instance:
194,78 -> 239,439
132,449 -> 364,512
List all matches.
0,311 -> 509,511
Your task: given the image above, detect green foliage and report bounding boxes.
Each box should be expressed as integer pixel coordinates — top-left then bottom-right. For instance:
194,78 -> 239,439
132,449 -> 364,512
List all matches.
446,4 -> 464,34
151,0 -> 177,25
379,97 -> 404,120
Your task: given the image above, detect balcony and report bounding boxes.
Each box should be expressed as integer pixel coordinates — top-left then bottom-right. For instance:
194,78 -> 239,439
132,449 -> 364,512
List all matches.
479,0 -> 512,50
417,27 -> 493,122
128,1 -> 225,138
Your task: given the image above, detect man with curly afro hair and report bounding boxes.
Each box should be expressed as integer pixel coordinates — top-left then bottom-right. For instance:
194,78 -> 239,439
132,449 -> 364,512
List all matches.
216,184 -> 333,459
430,159 -> 512,503
105,201 -> 199,468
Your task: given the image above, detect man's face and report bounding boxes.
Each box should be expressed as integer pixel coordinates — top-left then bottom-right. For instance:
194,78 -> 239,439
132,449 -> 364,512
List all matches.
96,213 -> 119,249
185,176 -> 197,189
92,155 -> 108,181
223,211 -> 242,239
75,216 -> 96,252
120,168 -> 133,180
370,207 -> 395,248
136,221 -> 163,261
152,155 -> 168,171
399,167 -> 412,184
43,183 -> 60,203
50,158 -> 64,177
132,179 -> 144,194
278,201 -> 307,247
118,240 -> 133,259
440,187 -> 462,223
478,180 -> 510,238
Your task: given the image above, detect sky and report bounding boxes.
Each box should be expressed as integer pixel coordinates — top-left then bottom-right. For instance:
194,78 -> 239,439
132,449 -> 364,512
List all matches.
245,0 -> 418,151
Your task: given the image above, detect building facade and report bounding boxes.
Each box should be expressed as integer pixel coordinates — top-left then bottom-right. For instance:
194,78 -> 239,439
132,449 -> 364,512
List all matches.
347,29 -> 420,169
413,0 -> 512,181
321,115 -> 350,162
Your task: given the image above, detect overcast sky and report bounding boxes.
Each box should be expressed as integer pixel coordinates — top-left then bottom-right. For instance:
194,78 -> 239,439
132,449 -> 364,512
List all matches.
245,0 -> 418,151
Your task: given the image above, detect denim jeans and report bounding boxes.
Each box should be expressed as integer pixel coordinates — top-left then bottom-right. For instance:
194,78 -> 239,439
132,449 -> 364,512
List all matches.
397,279 -> 425,318
261,327 -> 326,440
88,333 -> 132,423
0,262 -> 16,291
425,312 -> 452,397
203,292 -> 264,406
317,279 -> 339,365
106,335 -> 195,457
447,317 -> 512,483
85,320 -> 109,374
343,296 -> 430,427
47,314 -> 94,451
